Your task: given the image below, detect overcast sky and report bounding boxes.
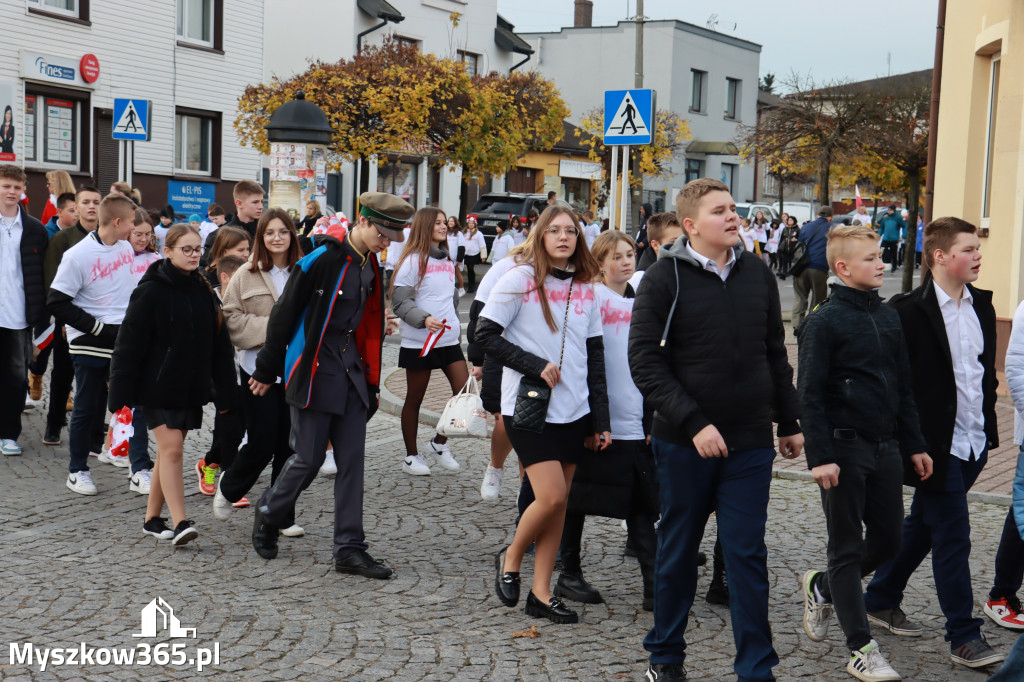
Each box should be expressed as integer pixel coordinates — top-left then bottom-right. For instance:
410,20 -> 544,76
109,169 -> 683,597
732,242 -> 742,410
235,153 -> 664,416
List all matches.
497,0 -> 938,88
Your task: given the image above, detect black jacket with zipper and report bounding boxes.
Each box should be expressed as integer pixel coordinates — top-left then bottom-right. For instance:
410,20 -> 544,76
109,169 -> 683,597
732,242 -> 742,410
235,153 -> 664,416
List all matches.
797,282 -> 928,468
889,280 -> 998,491
628,238 -> 800,450
107,258 -> 237,412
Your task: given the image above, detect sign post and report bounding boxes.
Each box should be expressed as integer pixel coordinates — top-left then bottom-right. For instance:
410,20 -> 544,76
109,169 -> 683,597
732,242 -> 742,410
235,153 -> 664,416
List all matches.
603,89 -> 654,230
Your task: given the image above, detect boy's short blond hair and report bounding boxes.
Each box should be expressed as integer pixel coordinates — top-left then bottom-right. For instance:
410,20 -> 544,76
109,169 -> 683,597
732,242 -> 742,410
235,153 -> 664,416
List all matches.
675,178 -> 729,223
826,224 -> 877,272
645,212 -> 681,244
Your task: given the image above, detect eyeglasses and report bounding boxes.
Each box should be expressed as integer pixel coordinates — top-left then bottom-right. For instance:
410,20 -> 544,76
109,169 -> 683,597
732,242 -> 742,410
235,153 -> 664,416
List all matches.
131,232 -> 155,241
263,232 -> 291,241
173,246 -> 205,256
545,227 -> 579,237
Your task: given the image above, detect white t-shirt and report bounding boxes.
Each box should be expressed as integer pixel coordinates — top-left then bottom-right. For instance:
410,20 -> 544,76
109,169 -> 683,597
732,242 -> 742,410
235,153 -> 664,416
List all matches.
463,230 -> 487,257
739,227 -> 756,252
584,222 -> 601,248
595,283 -> 644,440
491,232 -> 514,263
481,264 -> 602,423
627,269 -> 645,290
446,232 -> 464,265
198,220 -> 219,244
512,228 -> 528,246
385,228 -> 411,270
0,211 -> 26,330
154,224 -> 170,252
50,231 -> 136,342
475,255 -> 519,305
393,254 -> 461,350
130,251 -> 162,284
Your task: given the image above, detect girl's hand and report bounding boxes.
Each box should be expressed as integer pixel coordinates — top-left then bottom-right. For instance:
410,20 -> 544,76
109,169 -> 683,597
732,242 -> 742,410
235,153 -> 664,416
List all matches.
424,316 -> 444,333
470,365 -> 483,379
540,362 -> 561,388
595,431 -> 612,451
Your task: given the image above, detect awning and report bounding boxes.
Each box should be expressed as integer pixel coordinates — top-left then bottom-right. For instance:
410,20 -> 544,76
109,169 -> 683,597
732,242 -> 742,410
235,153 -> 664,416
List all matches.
357,0 -> 404,22
495,24 -> 533,55
686,141 -> 739,155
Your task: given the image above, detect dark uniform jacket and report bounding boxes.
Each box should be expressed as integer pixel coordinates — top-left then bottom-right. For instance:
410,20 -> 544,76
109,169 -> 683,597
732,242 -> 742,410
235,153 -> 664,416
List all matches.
253,234 -> 384,418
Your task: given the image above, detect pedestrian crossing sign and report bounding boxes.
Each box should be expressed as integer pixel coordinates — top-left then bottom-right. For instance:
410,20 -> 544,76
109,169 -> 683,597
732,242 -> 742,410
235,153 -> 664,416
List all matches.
603,89 -> 654,145
112,98 -> 150,141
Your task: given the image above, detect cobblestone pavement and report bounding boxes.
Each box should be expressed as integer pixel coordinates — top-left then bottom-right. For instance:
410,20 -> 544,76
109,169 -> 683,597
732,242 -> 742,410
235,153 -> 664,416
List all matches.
2,339 -> 1020,680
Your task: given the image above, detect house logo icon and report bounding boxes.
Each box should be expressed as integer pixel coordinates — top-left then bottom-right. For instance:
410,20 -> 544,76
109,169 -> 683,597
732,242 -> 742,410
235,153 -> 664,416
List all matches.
132,597 -> 196,638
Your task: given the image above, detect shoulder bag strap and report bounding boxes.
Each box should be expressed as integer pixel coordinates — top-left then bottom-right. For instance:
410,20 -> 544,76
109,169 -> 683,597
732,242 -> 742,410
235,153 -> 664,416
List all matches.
557,279 -> 574,371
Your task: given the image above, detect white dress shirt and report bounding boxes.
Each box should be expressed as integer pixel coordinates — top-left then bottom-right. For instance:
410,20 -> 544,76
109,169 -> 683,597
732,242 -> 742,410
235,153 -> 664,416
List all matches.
685,241 -> 736,282
935,283 -> 987,461
0,210 -> 27,330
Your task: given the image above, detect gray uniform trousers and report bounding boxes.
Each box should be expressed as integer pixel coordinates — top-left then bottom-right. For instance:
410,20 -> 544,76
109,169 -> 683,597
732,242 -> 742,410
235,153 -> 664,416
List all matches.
258,380 -> 368,559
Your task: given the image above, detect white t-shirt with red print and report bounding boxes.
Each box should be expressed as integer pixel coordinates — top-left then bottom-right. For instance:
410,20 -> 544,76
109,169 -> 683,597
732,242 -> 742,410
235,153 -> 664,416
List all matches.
595,283 -> 644,440
481,264 -> 602,423
49,231 -> 135,343
393,254 -> 460,350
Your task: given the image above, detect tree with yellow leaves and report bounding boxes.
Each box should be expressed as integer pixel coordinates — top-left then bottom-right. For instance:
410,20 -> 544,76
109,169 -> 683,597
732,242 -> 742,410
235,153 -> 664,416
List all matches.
235,37 -> 568,180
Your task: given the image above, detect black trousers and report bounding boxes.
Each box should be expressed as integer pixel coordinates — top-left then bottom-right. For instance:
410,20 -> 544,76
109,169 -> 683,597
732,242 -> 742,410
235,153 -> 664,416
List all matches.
0,327 -> 30,441
815,436 -> 904,651
221,371 -> 293,526
45,330 -> 75,431
205,407 -> 244,469
463,254 -> 482,291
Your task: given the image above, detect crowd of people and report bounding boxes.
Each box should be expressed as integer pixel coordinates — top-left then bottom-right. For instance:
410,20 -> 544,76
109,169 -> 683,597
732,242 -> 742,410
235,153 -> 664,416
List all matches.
2,163 -> 1024,682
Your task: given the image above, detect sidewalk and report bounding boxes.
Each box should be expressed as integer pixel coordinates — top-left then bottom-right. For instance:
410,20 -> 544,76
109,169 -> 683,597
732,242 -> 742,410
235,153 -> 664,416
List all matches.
381,334 -> 1019,503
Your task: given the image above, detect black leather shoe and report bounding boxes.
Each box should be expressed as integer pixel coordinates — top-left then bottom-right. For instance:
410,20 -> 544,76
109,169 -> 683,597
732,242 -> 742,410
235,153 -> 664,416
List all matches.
642,595 -> 654,612
335,549 -> 393,579
705,577 -> 729,606
525,591 -> 578,624
696,551 -> 707,567
495,547 -> 520,606
645,662 -> 687,680
554,572 -> 603,604
251,508 -> 278,560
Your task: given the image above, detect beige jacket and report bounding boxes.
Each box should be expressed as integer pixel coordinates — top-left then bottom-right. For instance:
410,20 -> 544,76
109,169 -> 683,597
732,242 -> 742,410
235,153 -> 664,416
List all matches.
222,262 -> 283,350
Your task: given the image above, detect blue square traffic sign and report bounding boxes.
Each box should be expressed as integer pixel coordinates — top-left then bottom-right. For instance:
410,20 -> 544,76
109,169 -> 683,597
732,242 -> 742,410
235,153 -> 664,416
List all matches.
603,89 -> 655,145
112,98 -> 150,141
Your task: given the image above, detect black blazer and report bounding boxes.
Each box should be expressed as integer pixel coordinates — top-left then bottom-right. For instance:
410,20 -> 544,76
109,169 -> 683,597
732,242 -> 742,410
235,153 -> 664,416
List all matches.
0,123 -> 14,153
889,280 -> 998,491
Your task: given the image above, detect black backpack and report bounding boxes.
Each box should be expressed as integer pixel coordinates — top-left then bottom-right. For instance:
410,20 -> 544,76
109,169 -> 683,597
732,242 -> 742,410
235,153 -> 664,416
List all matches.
788,222 -> 827,277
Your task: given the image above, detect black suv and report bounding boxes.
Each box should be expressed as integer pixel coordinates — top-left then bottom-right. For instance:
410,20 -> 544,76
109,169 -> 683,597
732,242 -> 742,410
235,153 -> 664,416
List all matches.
468,192 -> 549,248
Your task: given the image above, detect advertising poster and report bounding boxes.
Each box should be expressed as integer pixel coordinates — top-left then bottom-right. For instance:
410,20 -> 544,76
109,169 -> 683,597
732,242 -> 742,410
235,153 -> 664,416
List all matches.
268,143 -> 327,215
0,81 -> 18,162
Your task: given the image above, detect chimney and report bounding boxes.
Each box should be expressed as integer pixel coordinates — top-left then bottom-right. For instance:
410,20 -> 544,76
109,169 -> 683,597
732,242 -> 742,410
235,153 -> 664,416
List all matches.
574,0 -> 593,28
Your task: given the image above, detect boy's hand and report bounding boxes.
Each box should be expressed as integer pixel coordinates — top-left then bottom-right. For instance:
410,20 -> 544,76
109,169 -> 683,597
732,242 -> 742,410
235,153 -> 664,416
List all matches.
693,425 -> 728,458
812,463 -> 841,490
910,452 -> 933,481
778,433 -> 804,459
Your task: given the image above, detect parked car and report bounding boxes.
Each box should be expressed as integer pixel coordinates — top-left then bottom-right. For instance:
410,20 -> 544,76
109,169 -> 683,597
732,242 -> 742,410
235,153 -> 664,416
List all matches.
772,201 -> 815,225
735,203 -> 778,221
468,192 -> 549,248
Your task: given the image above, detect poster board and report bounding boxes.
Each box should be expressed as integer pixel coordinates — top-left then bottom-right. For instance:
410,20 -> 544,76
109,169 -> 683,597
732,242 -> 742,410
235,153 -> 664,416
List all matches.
268,143 -> 328,219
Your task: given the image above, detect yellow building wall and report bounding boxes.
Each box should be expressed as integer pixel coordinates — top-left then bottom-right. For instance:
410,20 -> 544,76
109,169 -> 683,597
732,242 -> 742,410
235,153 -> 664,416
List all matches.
516,150 -> 599,213
933,0 -> 1024,320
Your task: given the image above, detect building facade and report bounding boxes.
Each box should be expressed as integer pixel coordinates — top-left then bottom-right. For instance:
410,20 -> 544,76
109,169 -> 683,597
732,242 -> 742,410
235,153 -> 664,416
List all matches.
0,0 -> 264,215
519,17 -> 761,223
263,0 -> 533,220
932,0 -> 1023,349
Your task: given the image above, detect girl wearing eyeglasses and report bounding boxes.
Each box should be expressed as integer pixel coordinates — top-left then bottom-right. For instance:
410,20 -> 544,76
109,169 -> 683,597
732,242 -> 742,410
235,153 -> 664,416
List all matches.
391,207 -> 467,476
214,208 -> 304,536
108,224 -> 237,546
476,204 -> 610,624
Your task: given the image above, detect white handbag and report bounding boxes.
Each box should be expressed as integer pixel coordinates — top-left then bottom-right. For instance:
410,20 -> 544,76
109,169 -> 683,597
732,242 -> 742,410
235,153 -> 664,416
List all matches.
437,376 -> 489,438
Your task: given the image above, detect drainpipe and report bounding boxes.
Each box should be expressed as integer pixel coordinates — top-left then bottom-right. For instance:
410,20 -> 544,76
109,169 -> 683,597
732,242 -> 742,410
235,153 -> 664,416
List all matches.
510,54 -> 531,72
357,18 -> 389,53
923,0 -> 945,225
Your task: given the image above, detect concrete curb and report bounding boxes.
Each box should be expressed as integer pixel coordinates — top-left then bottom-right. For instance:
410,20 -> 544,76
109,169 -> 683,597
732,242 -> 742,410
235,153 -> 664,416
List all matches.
773,467 -> 1012,507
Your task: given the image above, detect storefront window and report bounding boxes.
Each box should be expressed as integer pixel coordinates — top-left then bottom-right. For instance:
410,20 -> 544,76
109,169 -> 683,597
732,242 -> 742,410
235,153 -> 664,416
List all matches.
377,160 -> 418,205
560,178 -> 591,213
23,92 -> 80,169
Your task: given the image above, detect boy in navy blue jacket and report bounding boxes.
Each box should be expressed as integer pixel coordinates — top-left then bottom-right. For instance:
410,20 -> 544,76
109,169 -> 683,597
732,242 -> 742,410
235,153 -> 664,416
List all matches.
797,224 -> 932,681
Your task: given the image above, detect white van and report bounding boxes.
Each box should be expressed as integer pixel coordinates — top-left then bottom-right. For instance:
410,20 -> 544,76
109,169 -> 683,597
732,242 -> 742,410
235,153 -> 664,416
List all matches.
773,202 -> 815,225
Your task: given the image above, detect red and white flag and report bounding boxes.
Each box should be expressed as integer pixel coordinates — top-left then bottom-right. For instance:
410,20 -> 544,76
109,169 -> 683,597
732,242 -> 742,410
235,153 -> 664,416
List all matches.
855,185 -> 863,209
33,323 -> 55,350
419,319 -> 451,357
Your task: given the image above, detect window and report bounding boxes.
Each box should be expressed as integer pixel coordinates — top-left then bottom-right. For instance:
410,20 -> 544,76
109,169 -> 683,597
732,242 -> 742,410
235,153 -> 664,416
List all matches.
457,50 -> 480,77
175,113 -> 212,174
763,172 -> 778,196
982,54 -> 1000,220
725,77 -> 740,120
377,160 -> 418,205
27,0 -> 87,21
684,158 -> 704,184
23,92 -> 82,169
177,0 -> 213,46
720,163 -> 737,193
690,70 -> 706,113
394,36 -> 420,51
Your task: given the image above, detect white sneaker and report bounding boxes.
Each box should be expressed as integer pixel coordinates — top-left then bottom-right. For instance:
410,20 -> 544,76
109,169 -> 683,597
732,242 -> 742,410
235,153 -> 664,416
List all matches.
1,439 -> 22,456
98,448 -> 130,468
480,465 -> 503,502
403,454 -> 431,476
212,472 -> 232,521
320,449 -> 337,476
802,570 -> 833,642
428,438 -> 460,471
280,524 -> 305,537
67,471 -> 97,495
129,469 -> 152,494
847,640 -> 901,681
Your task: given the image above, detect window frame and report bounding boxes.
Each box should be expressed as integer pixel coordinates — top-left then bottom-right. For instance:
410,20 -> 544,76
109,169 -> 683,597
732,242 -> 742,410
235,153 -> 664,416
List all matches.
720,162 -> 737,194
176,0 -> 223,53
26,0 -> 89,24
690,69 -> 706,114
457,50 -> 480,77
725,77 -> 741,120
23,87 -> 89,172
763,171 -> 778,196
684,158 -> 704,184
394,35 -> 421,51
981,52 -> 1001,224
174,108 -> 221,179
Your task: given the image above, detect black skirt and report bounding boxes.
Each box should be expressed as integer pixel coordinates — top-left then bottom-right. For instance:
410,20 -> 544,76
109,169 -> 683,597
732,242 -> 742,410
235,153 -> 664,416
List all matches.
504,413 -> 590,466
398,343 -> 464,370
143,406 -> 204,431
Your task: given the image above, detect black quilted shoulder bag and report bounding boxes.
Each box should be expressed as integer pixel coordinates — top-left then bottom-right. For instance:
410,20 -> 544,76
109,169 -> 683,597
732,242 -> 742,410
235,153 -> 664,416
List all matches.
512,279 -> 573,433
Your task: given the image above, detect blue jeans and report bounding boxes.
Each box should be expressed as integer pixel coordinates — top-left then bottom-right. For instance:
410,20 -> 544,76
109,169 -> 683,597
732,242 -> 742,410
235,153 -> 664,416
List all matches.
989,634 -> 1024,681
127,408 -> 152,474
864,450 -> 988,648
69,355 -> 110,473
644,440 -> 778,682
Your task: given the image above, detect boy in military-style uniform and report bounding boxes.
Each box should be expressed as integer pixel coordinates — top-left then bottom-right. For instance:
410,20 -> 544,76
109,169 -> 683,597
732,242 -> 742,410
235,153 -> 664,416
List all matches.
247,192 -> 413,578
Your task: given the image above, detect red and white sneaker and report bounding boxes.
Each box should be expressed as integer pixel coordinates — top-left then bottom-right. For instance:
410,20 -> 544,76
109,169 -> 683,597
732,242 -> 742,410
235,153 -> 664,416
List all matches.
195,458 -> 218,496
232,496 -> 251,509
985,597 -> 1024,630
